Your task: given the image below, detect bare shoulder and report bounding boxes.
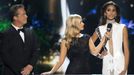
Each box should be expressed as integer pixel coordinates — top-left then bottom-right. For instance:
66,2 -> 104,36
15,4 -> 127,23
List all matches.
123,26 -> 128,35
123,26 -> 128,39
60,39 -> 66,45
123,26 -> 128,31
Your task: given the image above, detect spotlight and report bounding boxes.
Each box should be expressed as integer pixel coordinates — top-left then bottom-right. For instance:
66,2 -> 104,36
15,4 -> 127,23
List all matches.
130,4 -> 134,8
14,0 -> 17,2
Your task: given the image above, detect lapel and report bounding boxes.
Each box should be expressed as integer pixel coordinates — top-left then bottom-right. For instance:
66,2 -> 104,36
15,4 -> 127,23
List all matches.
10,26 -> 25,44
23,28 -> 31,47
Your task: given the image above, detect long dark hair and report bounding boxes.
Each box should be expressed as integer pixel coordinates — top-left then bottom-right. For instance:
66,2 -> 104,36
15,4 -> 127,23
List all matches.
99,1 -> 120,25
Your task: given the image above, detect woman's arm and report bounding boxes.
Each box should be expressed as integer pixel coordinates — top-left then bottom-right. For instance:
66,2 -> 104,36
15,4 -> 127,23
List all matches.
89,31 -> 111,56
91,32 -> 98,43
89,34 -> 107,56
41,40 -> 67,74
123,26 -> 130,71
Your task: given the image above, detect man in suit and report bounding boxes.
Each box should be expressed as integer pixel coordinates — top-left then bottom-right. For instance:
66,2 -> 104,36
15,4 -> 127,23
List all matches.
0,32 -> 3,68
1,4 -> 40,75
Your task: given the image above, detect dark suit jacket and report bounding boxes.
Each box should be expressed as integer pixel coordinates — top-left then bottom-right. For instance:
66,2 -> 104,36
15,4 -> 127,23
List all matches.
1,25 -> 40,75
0,32 -> 3,65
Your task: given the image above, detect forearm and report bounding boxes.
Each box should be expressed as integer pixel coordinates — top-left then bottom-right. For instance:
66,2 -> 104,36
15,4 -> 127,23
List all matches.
29,48 -> 40,66
1,55 -> 19,74
50,61 -> 63,73
124,49 -> 129,71
92,36 -> 106,56
123,26 -> 129,71
30,33 -> 40,66
50,40 -> 67,73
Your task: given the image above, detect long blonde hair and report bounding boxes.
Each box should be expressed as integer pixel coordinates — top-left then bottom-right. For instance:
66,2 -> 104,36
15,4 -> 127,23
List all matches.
63,14 -> 82,49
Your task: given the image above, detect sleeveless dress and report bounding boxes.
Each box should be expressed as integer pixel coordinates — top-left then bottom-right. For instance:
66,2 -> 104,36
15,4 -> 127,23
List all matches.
65,34 -> 91,74
98,22 -> 127,75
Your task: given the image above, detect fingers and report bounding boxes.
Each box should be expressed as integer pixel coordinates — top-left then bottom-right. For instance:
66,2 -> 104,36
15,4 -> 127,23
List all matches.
105,32 -> 111,40
21,69 -> 30,75
21,71 -> 29,75
41,72 -> 51,75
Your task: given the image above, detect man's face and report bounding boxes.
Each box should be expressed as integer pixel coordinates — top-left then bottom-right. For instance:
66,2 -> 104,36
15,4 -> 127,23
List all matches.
15,7 -> 28,26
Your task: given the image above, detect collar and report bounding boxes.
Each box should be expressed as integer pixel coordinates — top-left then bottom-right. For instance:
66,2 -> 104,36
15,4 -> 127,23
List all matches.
106,19 -> 115,24
11,23 -> 23,30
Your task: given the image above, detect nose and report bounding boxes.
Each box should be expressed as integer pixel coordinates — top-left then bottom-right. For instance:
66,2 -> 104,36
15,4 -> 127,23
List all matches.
82,22 -> 85,26
25,14 -> 28,18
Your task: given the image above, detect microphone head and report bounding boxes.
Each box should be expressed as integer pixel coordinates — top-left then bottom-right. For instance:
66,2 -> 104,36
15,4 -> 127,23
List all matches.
107,23 -> 112,32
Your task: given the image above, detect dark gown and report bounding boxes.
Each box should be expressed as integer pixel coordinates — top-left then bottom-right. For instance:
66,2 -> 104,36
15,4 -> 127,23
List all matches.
65,34 -> 91,74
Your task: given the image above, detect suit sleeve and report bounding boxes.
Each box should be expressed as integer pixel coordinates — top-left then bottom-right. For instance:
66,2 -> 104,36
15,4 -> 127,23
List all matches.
29,30 -> 40,67
1,32 -> 20,74
0,32 -> 3,65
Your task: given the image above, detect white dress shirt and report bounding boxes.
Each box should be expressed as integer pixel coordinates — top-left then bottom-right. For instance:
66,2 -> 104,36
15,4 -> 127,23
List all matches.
12,24 -> 25,42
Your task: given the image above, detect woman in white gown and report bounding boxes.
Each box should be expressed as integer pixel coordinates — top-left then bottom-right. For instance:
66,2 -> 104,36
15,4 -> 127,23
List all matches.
91,1 -> 129,75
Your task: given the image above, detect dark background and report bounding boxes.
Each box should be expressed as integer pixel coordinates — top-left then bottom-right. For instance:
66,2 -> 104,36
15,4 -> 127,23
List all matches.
0,0 -> 134,74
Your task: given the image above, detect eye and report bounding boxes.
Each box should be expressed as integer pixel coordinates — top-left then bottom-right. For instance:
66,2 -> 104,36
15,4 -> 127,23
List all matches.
80,21 -> 83,24
107,9 -> 110,11
112,9 -> 116,12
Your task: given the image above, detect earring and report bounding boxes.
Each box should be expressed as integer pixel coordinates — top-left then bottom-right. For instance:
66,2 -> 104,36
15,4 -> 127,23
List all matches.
103,15 -> 107,19
114,16 -> 117,19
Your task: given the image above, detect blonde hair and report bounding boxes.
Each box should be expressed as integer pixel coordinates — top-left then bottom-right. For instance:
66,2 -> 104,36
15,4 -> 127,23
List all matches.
63,14 -> 82,49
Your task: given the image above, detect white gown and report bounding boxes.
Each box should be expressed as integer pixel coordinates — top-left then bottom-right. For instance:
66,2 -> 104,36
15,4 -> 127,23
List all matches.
98,22 -> 127,75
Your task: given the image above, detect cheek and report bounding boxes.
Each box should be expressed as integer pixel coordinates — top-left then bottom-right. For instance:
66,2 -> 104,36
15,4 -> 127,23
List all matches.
80,24 -> 84,28
114,12 -> 117,16
81,24 -> 84,30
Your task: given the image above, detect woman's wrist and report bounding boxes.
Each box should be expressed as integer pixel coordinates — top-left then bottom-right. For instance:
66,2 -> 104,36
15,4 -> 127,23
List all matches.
104,34 -> 111,40
123,68 -> 127,72
50,70 -> 54,74
102,36 -> 107,46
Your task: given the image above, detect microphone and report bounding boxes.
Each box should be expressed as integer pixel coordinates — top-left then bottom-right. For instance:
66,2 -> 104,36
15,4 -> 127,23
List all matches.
107,23 -> 112,32
103,23 -> 112,51
105,23 -> 112,40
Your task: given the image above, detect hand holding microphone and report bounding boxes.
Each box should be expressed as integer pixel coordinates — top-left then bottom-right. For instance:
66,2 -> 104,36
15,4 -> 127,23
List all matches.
95,23 -> 112,58
105,23 -> 112,40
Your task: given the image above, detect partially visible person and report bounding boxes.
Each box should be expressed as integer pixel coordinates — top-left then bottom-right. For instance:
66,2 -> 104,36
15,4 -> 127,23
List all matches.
91,1 -> 129,75
0,32 -> 2,42
41,14 -> 109,74
1,4 -> 40,75
0,32 -> 3,74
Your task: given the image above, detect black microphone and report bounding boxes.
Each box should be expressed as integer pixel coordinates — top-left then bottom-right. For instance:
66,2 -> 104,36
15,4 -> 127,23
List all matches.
99,23 -> 112,53
107,23 -> 112,32
106,23 -> 112,41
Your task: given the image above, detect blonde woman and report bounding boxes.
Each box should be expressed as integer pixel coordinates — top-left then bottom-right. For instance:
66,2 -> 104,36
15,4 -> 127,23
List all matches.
41,14 -> 109,74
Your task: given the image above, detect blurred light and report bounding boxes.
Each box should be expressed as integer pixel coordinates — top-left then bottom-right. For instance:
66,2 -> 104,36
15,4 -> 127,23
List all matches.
50,56 -> 54,59
87,8 -> 97,15
14,0 -> 17,2
121,17 -> 134,34
0,20 -> 11,31
0,7 -> 2,10
80,0 -> 84,6
8,3 -> 11,6
130,4 -> 134,8
49,56 -> 59,65
120,17 -> 129,24
29,26 -> 33,29
31,16 -> 41,28
59,0 -> 70,38
128,20 -> 134,29
43,56 -> 46,59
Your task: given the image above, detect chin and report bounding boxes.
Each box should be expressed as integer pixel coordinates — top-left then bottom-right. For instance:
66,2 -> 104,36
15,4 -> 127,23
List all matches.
108,18 -> 115,20
81,28 -> 84,30
24,21 -> 27,24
